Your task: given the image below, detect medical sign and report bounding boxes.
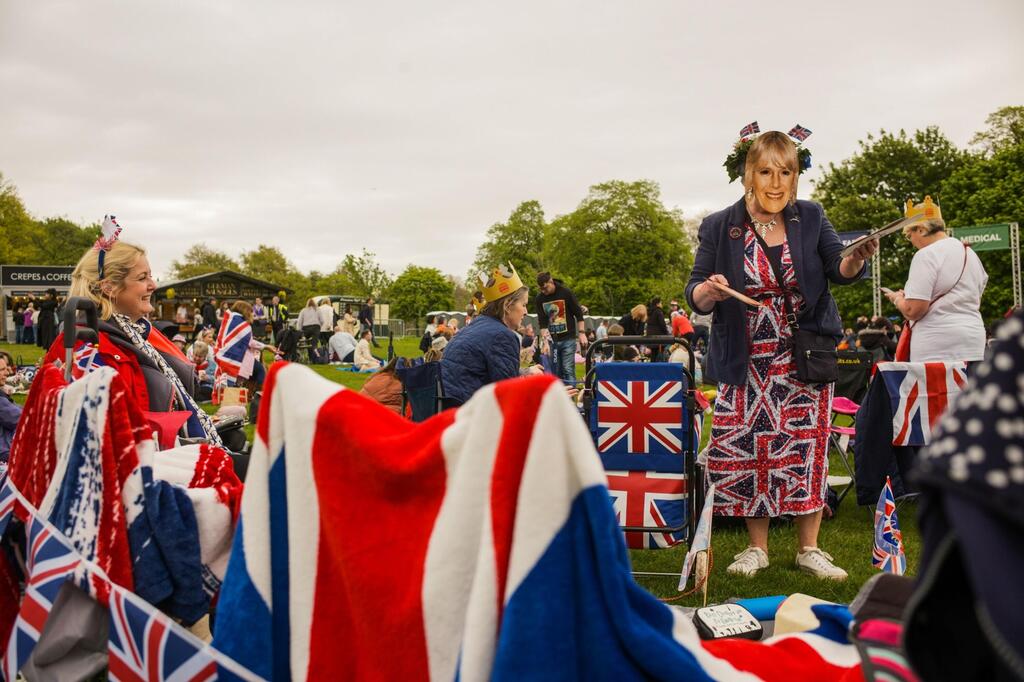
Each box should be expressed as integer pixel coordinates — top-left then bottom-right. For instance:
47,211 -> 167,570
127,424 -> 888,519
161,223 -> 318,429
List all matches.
954,224 -> 1010,252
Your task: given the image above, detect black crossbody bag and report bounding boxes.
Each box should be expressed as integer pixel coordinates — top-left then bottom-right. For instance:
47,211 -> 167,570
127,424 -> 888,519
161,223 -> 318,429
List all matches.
749,227 -> 839,384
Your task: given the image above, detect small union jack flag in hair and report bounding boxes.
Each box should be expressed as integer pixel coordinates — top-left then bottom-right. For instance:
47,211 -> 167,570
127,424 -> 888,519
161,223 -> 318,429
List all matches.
738,121 -> 760,141
787,124 -> 813,142
95,215 -> 122,251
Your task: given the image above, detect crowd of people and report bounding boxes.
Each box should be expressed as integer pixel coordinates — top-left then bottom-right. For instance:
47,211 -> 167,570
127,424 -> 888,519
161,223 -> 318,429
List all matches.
0,126 -> 1002,588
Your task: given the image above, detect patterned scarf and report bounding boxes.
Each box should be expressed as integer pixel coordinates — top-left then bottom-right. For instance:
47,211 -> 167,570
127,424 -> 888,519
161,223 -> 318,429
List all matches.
111,314 -> 223,446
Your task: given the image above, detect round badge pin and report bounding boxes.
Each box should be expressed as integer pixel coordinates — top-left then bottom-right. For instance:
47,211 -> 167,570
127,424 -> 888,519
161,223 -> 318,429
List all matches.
729,226 -> 743,239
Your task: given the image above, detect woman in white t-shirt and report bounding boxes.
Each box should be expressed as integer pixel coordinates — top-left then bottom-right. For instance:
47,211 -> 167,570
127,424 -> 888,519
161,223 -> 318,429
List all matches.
885,196 -> 988,362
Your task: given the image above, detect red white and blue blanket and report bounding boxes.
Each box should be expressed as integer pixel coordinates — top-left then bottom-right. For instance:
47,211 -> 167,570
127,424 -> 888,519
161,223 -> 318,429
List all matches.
214,363 -> 863,680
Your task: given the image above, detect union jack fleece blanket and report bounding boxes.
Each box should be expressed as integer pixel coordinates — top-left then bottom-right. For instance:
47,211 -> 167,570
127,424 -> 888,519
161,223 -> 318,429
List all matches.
214,363 -> 863,680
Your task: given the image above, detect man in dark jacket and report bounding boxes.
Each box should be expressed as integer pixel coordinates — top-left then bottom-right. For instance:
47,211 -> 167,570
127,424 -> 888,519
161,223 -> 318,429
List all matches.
535,272 -> 587,383
201,298 -> 218,329
645,297 -> 669,361
359,297 -> 378,347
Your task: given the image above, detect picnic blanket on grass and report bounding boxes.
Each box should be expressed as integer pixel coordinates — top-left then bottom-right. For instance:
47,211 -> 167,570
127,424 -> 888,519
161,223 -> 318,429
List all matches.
214,363 -> 863,680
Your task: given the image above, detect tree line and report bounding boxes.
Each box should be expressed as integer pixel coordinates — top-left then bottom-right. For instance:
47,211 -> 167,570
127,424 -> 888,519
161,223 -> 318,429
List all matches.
1,105 -> 1021,327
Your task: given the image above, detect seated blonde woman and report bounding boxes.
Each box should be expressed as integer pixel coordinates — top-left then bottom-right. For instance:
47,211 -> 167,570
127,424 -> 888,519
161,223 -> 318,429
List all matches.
44,225 -> 220,443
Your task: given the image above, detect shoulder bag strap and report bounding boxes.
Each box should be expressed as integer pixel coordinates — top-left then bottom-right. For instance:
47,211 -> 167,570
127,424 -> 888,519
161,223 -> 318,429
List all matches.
748,225 -> 801,332
907,242 -> 969,330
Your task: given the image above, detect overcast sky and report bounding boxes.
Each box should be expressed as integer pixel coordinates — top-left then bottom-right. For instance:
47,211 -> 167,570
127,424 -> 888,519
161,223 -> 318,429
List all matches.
1,1 -> 1021,281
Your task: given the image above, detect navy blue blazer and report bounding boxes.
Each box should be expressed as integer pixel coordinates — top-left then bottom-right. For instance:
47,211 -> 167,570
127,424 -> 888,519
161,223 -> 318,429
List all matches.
684,198 -> 864,386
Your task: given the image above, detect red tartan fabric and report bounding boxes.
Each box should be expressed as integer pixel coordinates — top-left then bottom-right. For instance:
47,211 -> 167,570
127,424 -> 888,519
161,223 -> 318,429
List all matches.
706,229 -> 832,517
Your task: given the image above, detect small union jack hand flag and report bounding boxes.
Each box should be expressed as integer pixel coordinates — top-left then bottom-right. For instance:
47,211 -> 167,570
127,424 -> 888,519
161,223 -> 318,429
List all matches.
872,477 -> 907,575
3,516 -> 83,682
70,342 -> 104,380
739,121 -> 760,141
787,124 -> 813,142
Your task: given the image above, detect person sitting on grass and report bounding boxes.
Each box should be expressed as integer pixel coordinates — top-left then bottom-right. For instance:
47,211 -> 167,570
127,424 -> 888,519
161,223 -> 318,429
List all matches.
354,329 -> 381,371
329,323 -> 357,363
0,351 -> 23,464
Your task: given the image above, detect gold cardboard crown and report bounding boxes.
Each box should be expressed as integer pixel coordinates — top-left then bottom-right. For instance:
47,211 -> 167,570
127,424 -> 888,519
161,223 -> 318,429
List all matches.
478,262 -> 524,303
470,291 -> 485,312
904,195 -> 942,227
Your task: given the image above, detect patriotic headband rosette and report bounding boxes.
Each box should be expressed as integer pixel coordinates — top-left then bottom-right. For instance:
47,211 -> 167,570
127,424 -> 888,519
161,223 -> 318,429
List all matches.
723,122 -> 813,183
94,215 -> 122,278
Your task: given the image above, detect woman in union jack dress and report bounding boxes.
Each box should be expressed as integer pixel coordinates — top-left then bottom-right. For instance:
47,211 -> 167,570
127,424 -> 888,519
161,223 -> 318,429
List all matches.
685,128 -> 878,580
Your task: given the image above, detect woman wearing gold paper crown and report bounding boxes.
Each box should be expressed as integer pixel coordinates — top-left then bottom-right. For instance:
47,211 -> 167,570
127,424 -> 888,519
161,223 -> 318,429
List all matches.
685,124 -> 877,581
884,196 -> 988,362
440,263 -> 542,406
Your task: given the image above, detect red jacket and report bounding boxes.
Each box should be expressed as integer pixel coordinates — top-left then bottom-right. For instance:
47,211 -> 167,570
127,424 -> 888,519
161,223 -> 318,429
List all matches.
45,326 -> 189,414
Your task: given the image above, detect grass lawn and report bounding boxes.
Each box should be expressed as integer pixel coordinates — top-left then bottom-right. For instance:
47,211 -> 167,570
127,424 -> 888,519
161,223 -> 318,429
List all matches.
6,336 -> 917,606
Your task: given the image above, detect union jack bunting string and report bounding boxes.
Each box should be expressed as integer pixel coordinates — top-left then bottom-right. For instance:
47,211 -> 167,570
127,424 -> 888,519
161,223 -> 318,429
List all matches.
0,477 -> 264,682
787,124 -> 813,142
3,516 -> 84,682
108,587 -> 220,682
738,121 -> 760,141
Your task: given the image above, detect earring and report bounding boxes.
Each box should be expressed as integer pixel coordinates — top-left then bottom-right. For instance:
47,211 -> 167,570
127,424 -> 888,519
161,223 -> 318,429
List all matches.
746,187 -> 753,201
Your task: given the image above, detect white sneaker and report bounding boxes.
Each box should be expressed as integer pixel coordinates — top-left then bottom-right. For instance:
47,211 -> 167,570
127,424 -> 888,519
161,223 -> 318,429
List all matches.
795,547 -> 848,581
726,546 -> 769,576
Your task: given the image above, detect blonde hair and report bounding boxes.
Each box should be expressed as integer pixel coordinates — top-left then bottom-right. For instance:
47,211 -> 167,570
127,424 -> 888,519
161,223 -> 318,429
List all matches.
481,287 -> 529,328
69,241 -> 147,320
743,131 -> 799,206
630,304 -> 648,322
192,340 -> 210,361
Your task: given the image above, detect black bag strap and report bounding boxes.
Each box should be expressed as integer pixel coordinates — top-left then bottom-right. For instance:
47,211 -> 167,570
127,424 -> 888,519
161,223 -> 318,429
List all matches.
748,224 -> 800,331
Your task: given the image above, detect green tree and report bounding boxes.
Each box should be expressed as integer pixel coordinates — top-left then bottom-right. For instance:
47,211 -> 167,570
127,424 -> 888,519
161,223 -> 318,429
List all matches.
812,127 -> 966,321
0,175 -> 43,265
388,265 -> 454,323
35,217 -> 100,265
471,200 -> 548,288
942,138 -> 1024,321
544,180 -> 692,315
168,244 -> 240,280
240,244 -> 294,284
969,106 -> 1024,157
339,249 -> 393,299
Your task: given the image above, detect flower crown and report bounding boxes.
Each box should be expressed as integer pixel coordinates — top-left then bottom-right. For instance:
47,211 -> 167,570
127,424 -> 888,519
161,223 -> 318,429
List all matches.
724,122 -> 813,183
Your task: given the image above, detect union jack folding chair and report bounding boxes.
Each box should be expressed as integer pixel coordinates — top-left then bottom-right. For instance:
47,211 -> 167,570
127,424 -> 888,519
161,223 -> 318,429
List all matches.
583,335 -> 703,561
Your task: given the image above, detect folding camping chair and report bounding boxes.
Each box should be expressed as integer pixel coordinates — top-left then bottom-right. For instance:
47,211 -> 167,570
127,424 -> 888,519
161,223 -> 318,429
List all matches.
397,358 -> 448,422
827,395 -> 859,505
834,350 -> 873,404
582,335 -> 703,572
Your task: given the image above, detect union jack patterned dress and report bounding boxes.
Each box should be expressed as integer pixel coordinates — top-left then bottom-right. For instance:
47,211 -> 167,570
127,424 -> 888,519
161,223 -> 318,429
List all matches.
706,228 -> 832,517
